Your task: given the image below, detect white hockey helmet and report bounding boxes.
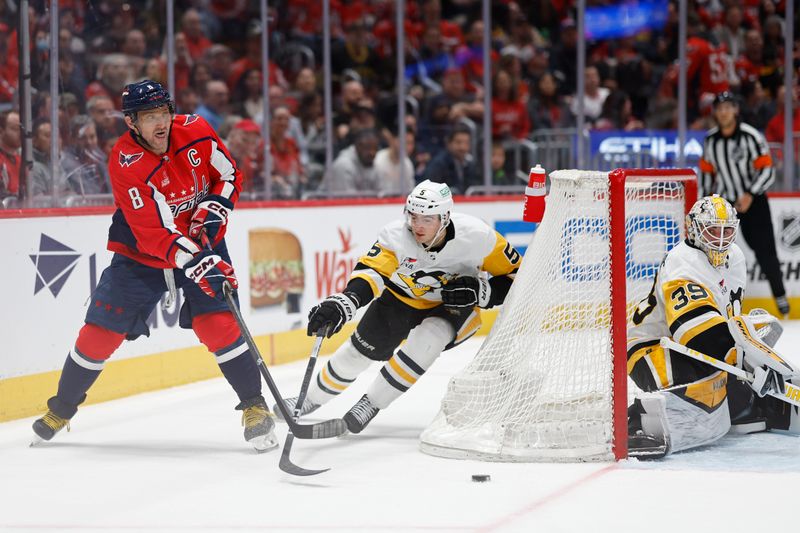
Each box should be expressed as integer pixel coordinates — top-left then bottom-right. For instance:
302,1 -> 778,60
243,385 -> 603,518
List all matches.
405,180 -> 453,247
686,194 -> 739,267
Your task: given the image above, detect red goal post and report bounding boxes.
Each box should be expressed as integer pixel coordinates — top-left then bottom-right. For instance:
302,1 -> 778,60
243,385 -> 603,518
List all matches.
420,168 -> 697,462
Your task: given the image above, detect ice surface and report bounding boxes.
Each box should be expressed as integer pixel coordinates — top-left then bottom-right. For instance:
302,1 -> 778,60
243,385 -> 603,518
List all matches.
2,324 -> 799,532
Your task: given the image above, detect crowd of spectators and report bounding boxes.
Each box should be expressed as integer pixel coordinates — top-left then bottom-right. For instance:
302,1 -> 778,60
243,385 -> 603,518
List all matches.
0,0 -> 798,203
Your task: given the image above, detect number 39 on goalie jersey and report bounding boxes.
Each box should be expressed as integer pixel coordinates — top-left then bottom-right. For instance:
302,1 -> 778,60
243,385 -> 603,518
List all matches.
349,212 -> 520,309
627,239 -> 747,378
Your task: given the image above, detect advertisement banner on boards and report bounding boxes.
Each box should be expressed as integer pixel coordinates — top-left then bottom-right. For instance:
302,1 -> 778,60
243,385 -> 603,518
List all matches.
2,200 -> 531,378
6,193 -> 800,380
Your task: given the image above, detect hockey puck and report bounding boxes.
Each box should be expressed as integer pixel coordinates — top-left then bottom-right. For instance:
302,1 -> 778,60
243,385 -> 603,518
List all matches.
471,474 -> 491,482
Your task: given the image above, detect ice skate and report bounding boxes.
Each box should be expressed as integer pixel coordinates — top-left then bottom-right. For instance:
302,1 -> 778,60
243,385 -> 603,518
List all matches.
237,397 -> 278,453
273,396 -> 321,422
343,394 -> 380,434
776,296 -> 790,318
31,411 -> 70,446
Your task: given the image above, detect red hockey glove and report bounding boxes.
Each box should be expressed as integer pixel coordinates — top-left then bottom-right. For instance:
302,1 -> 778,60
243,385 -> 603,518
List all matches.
183,250 -> 238,300
189,195 -> 233,247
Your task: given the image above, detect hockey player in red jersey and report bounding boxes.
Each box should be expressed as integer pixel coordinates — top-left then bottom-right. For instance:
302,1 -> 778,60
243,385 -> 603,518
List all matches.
32,80 -> 278,452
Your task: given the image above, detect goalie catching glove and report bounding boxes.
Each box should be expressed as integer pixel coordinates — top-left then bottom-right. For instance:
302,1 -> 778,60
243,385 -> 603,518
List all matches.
307,292 -> 359,337
441,276 -> 491,309
189,195 -> 233,247
728,315 -> 795,398
184,250 -> 238,300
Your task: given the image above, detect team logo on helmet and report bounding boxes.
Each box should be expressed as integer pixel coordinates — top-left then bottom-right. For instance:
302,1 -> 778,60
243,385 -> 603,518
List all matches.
119,151 -> 144,167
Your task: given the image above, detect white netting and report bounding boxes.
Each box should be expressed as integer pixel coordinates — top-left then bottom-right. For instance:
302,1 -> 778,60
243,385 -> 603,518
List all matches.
420,169 -> 692,462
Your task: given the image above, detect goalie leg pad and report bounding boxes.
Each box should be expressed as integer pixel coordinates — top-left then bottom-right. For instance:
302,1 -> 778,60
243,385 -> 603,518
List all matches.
634,370 -> 731,455
307,340 -> 372,405
368,317 -> 454,409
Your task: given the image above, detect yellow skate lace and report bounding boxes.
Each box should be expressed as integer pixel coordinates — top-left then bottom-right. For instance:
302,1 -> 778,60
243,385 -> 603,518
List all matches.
241,404 -> 270,429
42,411 -> 70,433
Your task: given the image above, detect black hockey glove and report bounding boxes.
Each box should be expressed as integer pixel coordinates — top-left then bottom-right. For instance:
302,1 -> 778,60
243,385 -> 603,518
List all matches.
307,292 -> 359,338
189,195 -> 233,247
441,276 -> 491,309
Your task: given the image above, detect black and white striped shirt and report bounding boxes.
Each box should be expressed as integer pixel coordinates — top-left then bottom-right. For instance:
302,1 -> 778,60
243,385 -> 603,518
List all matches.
699,121 -> 774,200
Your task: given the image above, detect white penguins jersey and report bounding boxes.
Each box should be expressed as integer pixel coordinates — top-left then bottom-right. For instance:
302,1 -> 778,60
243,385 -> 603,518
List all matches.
351,212 -> 521,309
628,239 -> 747,351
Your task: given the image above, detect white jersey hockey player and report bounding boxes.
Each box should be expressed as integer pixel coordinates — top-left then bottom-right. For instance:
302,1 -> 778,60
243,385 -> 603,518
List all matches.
275,180 -> 521,433
627,194 -> 799,458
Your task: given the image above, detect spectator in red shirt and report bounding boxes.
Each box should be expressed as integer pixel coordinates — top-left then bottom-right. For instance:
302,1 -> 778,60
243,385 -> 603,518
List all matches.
0,24 -> 19,103
736,29 -> 781,93
420,0 -> 463,49
227,25 -> 286,93
491,69 -> 531,140
765,86 -> 800,143
226,118 -> 263,192
181,8 -> 212,61
269,106 -> 305,198
0,110 -> 21,197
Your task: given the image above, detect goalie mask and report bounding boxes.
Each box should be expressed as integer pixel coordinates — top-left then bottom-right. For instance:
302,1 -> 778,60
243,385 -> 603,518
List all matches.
405,180 -> 453,249
686,195 -> 739,268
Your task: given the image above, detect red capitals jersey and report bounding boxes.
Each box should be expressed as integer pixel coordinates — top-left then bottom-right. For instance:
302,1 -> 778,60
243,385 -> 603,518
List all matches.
107,114 -> 242,269
687,37 -> 732,96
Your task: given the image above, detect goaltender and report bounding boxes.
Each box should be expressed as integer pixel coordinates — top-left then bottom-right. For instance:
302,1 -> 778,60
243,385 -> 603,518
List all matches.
626,194 -> 799,458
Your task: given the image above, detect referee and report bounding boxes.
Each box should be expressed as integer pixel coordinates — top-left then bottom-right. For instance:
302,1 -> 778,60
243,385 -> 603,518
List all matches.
699,91 -> 789,317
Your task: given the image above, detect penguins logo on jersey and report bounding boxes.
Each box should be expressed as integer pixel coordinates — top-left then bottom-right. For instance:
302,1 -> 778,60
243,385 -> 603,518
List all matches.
397,270 -> 450,297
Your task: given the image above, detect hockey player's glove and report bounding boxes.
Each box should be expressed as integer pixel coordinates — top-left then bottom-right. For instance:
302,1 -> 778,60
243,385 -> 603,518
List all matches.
441,276 -> 491,309
189,195 -> 233,247
184,250 -> 238,300
307,292 -> 359,337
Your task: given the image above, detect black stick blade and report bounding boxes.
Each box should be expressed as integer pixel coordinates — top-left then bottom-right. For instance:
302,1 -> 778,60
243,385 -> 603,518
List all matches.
287,418 -> 348,439
278,435 -> 330,476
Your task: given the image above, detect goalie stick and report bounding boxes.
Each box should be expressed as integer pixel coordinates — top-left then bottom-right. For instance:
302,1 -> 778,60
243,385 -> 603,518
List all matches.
222,282 -> 347,440
279,327 -> 329,476
660,337 -> 800,408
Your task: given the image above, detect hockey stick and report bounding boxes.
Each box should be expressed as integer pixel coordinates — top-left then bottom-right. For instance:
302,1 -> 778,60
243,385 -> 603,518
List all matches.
660,337 -> 800,408
222,282 -> 347,439
279,327 -> 329,476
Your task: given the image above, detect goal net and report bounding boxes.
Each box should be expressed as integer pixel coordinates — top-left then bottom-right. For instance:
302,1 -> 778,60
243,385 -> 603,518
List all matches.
420,168 -> 697,462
